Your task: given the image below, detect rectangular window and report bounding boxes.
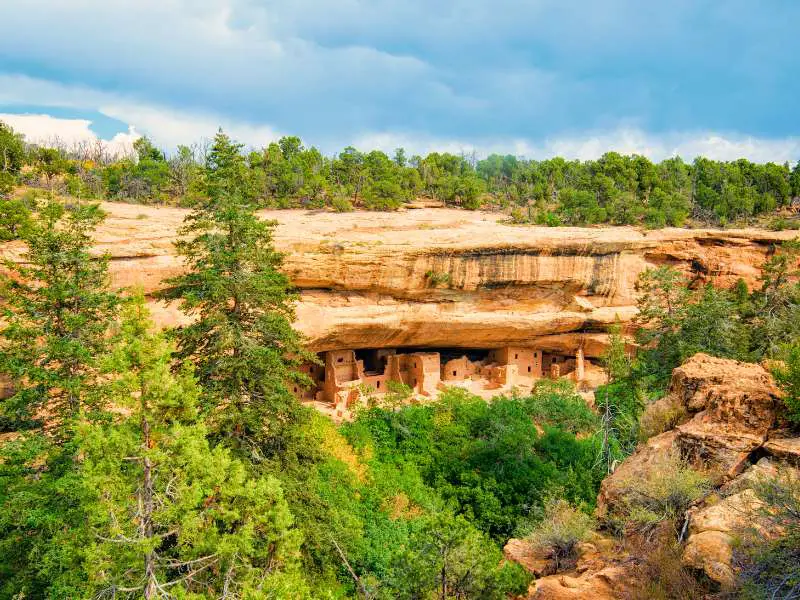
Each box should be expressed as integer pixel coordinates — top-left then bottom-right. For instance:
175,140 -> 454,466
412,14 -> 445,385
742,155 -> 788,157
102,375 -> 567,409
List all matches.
514,353 -> 518,359
527,366 -> 531,373
376,381 -> 380,388
453,370 -> 457,376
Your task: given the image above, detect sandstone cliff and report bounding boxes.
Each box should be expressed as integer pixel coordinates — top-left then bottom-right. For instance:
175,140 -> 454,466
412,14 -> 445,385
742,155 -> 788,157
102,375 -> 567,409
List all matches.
2,202 -> 794,358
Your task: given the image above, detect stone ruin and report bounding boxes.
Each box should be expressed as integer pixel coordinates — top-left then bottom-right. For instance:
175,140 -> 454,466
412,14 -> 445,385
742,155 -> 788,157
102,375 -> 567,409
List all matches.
291,345 -> 589,420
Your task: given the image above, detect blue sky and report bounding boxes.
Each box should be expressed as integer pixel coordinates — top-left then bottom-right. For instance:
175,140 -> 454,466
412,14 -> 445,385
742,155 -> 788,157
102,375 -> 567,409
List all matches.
0,0 -> 798,161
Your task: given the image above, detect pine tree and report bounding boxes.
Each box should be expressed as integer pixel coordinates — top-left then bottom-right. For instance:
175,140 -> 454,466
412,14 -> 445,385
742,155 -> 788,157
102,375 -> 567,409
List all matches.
158,130 -> 313,458
0,198 -> 120,597
75,295 -> 309,599
0,198 -> 119,432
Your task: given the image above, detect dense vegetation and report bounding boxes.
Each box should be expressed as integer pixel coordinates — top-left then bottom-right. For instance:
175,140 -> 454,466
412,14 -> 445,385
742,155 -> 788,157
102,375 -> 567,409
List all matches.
1,127 -> 799,599
2,120 -> 800,227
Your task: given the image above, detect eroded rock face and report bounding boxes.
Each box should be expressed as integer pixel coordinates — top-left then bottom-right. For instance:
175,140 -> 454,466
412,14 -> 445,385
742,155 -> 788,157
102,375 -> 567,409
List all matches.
2,203 -> 793,356
672,354 -> 781,477
763,436 -> 800,465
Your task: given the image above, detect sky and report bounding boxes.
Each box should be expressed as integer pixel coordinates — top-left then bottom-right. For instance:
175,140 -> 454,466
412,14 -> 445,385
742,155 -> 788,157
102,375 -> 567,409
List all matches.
0,0 -> 798,162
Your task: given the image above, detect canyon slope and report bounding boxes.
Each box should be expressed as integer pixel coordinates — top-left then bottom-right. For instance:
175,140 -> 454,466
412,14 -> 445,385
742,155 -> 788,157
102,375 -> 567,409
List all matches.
2,202 -> 796,359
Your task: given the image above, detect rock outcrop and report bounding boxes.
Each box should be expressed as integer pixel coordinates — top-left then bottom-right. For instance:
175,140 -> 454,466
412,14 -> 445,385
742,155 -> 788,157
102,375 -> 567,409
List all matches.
514,354 -> 798,597
598,353 -> 782,517
671,354 -> 781,477
2,202 -> 794,356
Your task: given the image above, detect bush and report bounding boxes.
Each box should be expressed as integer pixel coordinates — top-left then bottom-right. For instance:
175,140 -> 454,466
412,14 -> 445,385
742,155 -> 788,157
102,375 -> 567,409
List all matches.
534,211 -> 562,227
772,343 -> 800,426
628,541 -> 716,600
612,451 -> 711,535
424,270 -> 451,287
638,394 -> 688,441
510,207 -> 528,224
521,379 -> 598,434
331,196 -> 354,212
0,171 -> 16,196
525,498 -> 595,570
0,197 -> 31,241
734,473 -> 800,599
767,216 -> 800,231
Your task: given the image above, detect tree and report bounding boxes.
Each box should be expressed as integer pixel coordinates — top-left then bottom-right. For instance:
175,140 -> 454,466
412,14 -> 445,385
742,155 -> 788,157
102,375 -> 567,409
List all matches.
386,512 -> 528,599
773,343 -> 800,426
634,266 -> 692,387
0,195 -> 31,241
0,199 -> 119,431
204,129 -> 251,200
168,144 -> 203,202
158,130 -> 313,457
0,120 -> 25,195
597,324 -> 642,473
131,136 -> 170,201
76,295 -> 309,599
750,241 -> 800,359
0,198 -> 119,598
32,146 -> 67,191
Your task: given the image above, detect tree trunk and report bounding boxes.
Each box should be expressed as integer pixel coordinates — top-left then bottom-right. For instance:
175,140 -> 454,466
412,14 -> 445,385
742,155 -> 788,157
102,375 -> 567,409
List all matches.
142,410 -> 157,599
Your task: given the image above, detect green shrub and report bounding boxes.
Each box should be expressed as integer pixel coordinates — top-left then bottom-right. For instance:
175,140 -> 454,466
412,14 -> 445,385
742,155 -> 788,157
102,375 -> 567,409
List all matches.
0,171 -> 15,196
424,270 -> 451,287
0,197 -> 31,241
612,451 -> 711,534
534,211 -> 563,227
767,216 -> 800,231
638,395 -> 688,441
522,379 -> 598,434
772,343 -> 800,425
331,196 -> 354,212
734,473 -> 800,599
510,207 -> 528,224
525,498 -> 595,570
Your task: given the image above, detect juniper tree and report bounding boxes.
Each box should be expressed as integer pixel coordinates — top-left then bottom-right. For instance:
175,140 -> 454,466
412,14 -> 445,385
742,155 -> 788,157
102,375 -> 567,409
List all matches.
0,198 -> 119,433
158,130 -> 313,458
0,198 -> 119,597
76,295 -> 309,599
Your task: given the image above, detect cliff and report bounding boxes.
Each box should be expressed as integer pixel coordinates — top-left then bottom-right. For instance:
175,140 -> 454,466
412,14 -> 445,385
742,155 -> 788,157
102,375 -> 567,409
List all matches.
2,202 -> 796,357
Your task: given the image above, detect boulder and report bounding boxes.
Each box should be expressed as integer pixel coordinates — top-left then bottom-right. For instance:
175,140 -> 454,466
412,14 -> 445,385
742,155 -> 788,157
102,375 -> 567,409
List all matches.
682,530 -> 736,587
503,538 -> 555,577
529,566 -> 630,600
669,354 -> 781,477
596,430 -> 678,519
681,458 -> 799,587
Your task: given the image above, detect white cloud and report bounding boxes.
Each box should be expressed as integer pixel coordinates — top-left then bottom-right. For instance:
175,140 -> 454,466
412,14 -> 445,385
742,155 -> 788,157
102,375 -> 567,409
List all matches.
0,75 -> 282,152
98,102 -> 281,151
353,128 -> 800,163
0,113 -> 139,157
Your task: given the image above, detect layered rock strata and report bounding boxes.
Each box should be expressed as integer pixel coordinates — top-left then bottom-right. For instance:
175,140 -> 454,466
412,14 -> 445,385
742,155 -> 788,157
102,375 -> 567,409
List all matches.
2,202 -> 794,358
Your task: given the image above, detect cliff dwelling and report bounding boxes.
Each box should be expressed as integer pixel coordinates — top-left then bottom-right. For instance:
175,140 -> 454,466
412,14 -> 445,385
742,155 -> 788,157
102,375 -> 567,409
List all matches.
292,345 -> 594,420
